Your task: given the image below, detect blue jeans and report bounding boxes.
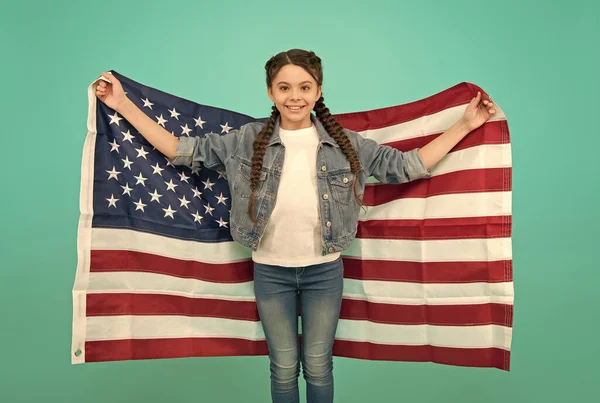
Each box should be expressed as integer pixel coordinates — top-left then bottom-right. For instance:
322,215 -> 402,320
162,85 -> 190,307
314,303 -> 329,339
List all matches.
253,256 -> 344,403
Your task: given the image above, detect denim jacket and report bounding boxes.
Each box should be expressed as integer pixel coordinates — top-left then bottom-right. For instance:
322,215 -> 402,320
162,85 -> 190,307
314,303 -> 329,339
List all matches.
169,113 -> 431,256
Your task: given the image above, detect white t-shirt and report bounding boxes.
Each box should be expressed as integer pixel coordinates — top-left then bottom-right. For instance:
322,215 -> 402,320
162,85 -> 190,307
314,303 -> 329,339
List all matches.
252,124 -> 341,267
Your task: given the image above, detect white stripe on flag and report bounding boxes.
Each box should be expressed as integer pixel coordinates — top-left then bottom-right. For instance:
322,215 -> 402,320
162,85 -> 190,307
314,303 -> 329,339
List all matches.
366,143 -> 511,184
359,191 -> 512,220
358,103 -> 507,144
342,237 -> 512,262
92,228 -> 251,263
335,319 -> 512,349
85,315 -> 512,350
91,221 -> 510,265
86,271 -> 513,305
88,271 -> 256,300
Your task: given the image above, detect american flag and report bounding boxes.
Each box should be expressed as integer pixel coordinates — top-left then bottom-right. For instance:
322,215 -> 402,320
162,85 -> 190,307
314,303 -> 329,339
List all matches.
72,71 -> 513,371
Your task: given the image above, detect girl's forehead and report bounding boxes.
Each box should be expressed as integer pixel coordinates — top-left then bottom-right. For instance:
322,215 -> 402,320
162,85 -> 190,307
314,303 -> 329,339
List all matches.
274,65 -> 315,82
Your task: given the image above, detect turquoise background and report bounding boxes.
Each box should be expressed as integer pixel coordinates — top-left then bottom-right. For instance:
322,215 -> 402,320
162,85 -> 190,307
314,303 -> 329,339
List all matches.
1,0 -> 598,402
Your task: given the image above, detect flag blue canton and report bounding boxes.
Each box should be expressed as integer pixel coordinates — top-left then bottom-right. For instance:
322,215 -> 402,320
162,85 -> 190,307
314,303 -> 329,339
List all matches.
92,71 -> 261,242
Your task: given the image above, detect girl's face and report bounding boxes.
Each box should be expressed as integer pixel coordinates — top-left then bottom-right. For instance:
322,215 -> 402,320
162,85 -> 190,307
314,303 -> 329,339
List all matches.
267,64 -> 322,131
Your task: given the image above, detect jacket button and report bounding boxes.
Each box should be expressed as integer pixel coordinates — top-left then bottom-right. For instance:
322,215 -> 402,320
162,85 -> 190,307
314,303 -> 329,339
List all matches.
321,165 -> 326,171
326,221 -> 331,228
323,194 -> 329,200
343,177 -> 348,183
328,247 -> 333,252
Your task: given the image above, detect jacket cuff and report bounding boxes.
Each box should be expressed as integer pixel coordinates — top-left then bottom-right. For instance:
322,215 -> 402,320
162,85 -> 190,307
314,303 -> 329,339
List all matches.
167,137 -> 196,166
405,148 -> 432,180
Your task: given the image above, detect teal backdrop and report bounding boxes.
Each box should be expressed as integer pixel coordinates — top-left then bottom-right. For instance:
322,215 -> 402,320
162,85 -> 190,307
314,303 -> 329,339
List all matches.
1,0 -> 598,402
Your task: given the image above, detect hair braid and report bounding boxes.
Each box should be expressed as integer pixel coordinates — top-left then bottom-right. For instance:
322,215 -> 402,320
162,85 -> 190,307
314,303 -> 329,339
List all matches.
313,96 -> 364,208
248,104 -> 279,225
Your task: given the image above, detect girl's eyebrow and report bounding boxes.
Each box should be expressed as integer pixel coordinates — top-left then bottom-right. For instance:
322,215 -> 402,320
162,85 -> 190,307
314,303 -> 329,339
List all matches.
276,81 -> 313,85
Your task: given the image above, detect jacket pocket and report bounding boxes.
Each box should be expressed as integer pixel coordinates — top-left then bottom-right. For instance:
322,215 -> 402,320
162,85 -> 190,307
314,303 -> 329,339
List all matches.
328,171 -> 355,205
233,162 -> 268,199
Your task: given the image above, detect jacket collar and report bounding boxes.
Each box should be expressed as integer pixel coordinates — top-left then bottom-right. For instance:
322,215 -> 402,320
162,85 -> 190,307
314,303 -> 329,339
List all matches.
267,113 -> 340,148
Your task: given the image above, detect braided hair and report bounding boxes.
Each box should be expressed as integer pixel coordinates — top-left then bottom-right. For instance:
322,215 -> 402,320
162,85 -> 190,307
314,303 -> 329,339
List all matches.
248,49 -> 363,225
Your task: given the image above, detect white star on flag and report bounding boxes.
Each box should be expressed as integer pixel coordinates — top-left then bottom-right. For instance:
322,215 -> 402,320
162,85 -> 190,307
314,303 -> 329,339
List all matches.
151,163 -> 164,176
165,179 -> 178,192
194,116 -> 206,128
180,123 -> 192,136
220,122 -> 232,133
109,139 -> 120,153
178,195 -> 191,209
148,189 -> 162,203
108,112 -> 123,126
121,183 -> 133,196
106,194 -> 119,207
134,172 -> 148,186
155,114 -> 168,127
162,205 -> 176,219
134,198 -> 147,212
122,130 -> 135,143
169,108 -> 181,120
215,193 -> 229,205
191,211 -> 203,223
164,157 -> 175,168
178,171 -> 190,183
122,155 -> 134,170
204,203 -> 215,216
106,166 -> 120,181
202,178 -> 215,191
135,146 -> 149,159
141,97 -> 154,109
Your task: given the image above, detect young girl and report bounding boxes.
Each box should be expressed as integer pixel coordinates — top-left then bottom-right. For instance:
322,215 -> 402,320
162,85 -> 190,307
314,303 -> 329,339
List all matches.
95,48 -> 495,403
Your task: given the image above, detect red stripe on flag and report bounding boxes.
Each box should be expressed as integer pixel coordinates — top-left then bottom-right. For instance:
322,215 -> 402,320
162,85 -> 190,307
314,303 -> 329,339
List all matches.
356,216 -> 512,240
362,168 -> 512,204
90,250 -> 512,283
339,300 -> 513,327
343,258 -> 512,283
86,293 -> 512,327
86,293 -> 261,320
332,340 -> 510,370
382,120 -> 509,152
334,82 -> 489,131
84,338 -> 269,362
90,250 -> 254,282
84,337 -> 509,370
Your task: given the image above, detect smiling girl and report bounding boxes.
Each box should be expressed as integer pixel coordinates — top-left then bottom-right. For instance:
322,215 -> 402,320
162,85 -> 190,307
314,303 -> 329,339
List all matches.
95,48 -> 495,403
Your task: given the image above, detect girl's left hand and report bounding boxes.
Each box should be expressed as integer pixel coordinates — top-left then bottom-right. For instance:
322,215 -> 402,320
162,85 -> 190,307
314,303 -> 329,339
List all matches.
461,91 -> 496,132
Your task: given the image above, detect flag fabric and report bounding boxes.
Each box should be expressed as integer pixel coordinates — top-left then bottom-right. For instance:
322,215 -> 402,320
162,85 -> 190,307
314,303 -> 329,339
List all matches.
72,71 -> 513,370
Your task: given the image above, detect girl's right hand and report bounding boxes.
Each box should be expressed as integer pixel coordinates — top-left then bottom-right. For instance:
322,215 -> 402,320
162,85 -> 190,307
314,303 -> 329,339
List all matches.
95,71 -> 128,111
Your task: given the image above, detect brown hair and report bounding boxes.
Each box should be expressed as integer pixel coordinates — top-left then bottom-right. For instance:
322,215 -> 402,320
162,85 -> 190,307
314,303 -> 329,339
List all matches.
248,49 -> 363,225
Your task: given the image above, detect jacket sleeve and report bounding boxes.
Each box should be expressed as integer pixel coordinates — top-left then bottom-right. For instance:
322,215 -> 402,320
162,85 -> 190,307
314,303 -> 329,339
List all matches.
167,128 -> 242,172
347,129 -> 431,183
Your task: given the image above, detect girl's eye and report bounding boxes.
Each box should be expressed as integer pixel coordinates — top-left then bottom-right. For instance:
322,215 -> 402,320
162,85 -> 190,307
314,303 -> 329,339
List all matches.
279,86 -> 310,91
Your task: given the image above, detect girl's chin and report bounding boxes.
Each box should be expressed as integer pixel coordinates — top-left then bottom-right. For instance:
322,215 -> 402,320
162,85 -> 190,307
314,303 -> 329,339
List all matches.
287,113 -> 311,121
